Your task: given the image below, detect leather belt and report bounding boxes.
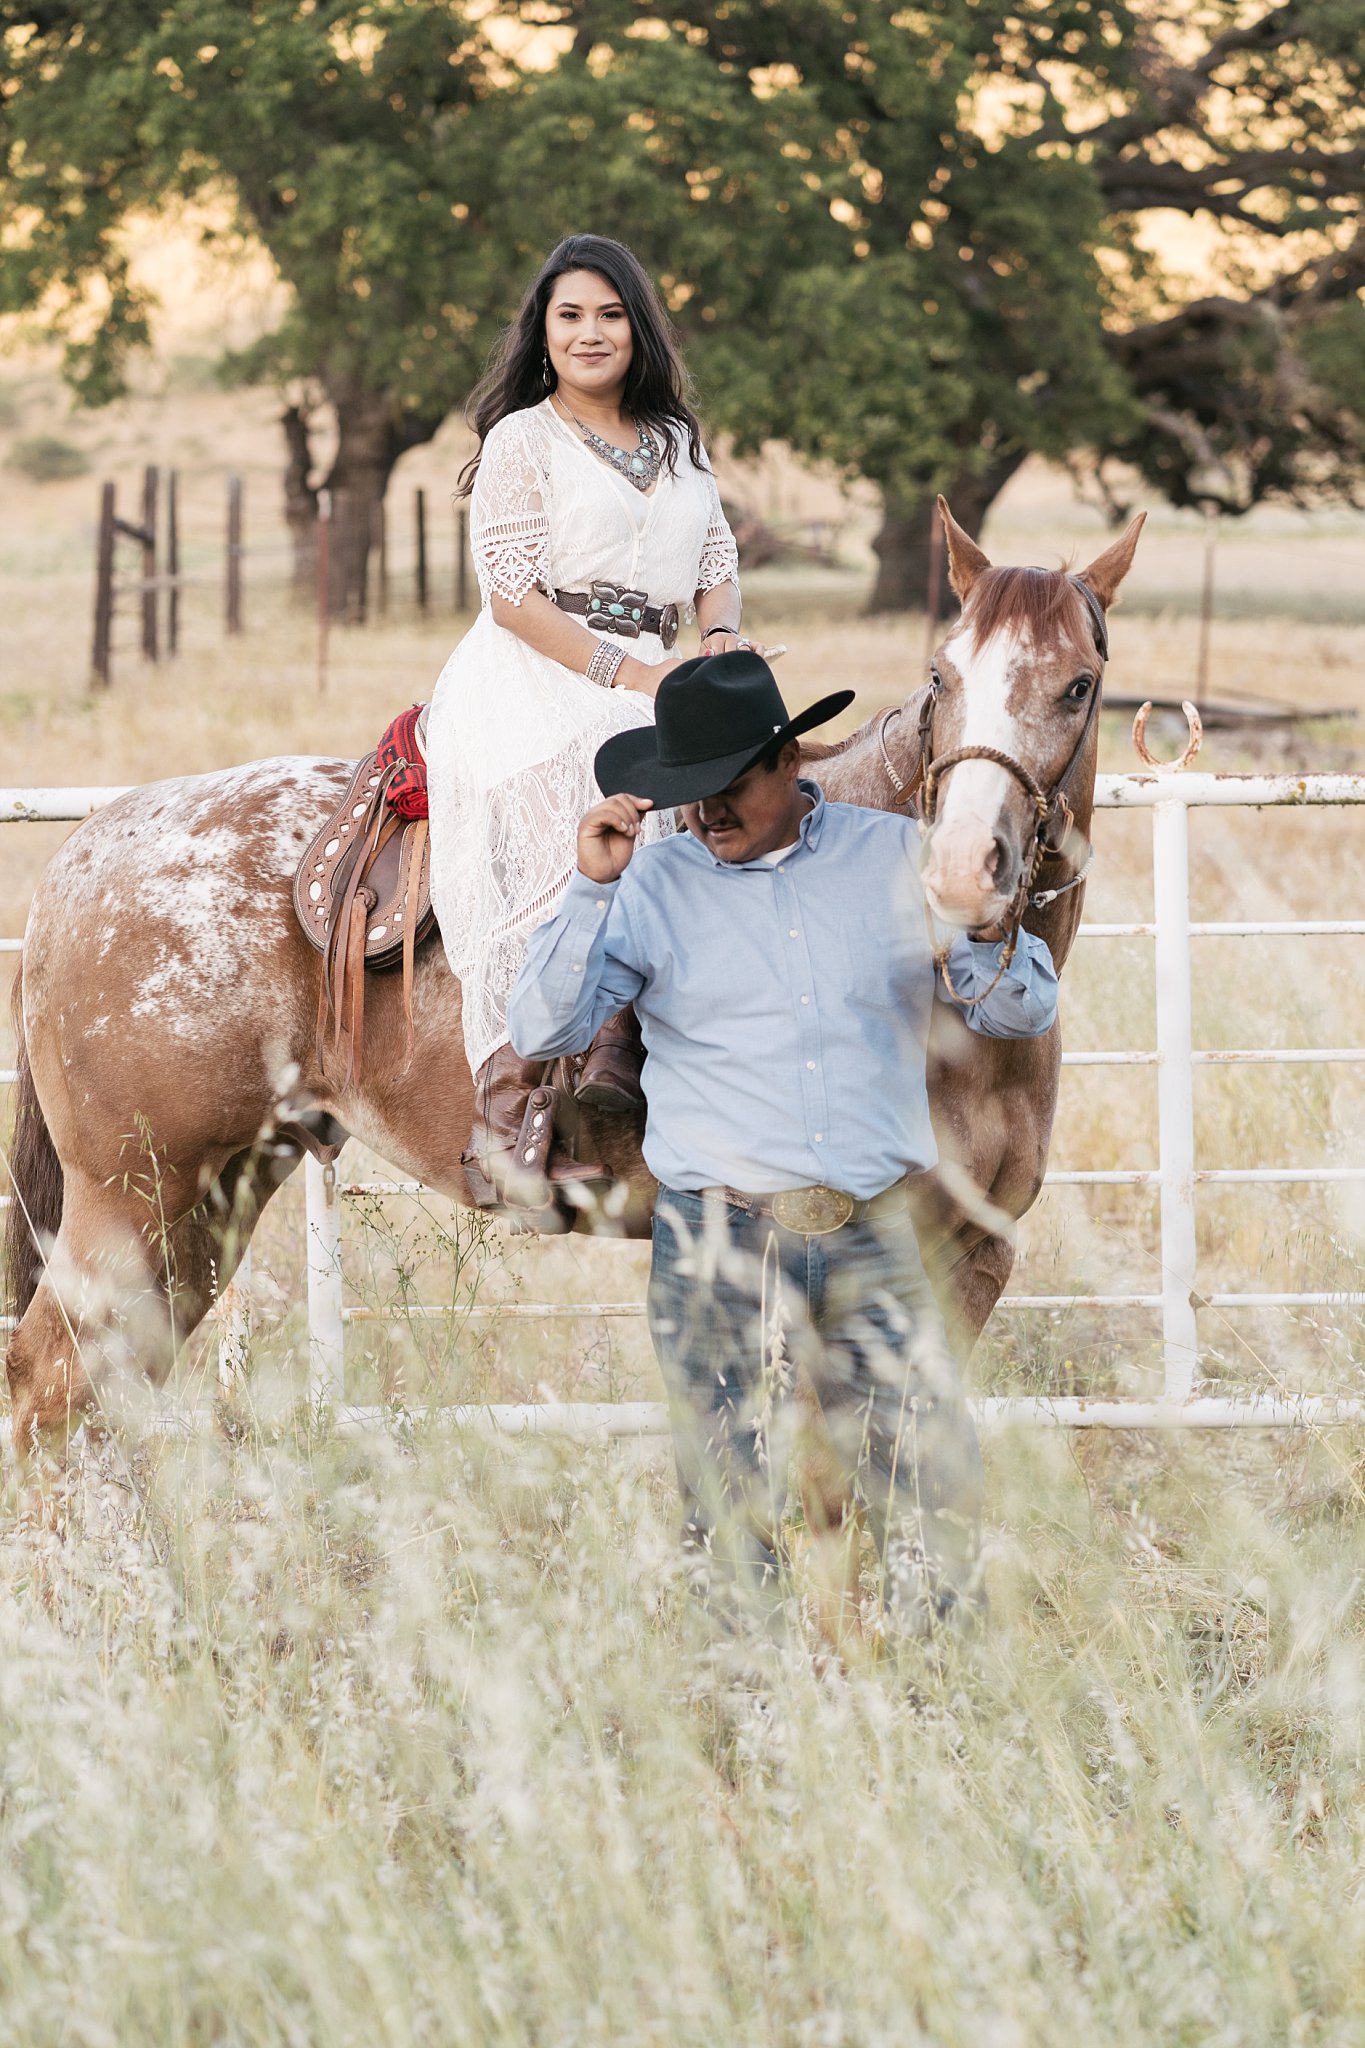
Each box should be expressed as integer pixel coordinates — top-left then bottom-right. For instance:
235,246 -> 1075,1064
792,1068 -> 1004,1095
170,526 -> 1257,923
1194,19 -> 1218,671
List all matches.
702,1178 -> 911,1236
555,582 -> 680,649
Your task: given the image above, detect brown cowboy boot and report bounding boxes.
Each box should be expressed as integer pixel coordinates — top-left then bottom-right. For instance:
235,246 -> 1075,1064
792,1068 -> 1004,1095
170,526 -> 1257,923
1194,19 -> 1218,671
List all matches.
573,1006 -> 645,1114
462,1043 -> 605,1217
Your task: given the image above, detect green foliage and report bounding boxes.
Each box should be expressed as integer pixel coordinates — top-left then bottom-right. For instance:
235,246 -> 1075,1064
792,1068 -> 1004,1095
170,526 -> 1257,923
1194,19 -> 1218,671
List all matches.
0,3 -> 510,414
3,433 -> 91,482
0,0 -> 1361,557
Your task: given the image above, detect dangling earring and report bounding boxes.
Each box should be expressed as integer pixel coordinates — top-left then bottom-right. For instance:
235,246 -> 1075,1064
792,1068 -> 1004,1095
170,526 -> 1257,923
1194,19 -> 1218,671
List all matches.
542,350 -> 554,391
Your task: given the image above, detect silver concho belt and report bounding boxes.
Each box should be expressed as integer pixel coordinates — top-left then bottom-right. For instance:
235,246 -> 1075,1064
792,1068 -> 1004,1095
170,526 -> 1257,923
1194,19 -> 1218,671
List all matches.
554,583 -> 680,650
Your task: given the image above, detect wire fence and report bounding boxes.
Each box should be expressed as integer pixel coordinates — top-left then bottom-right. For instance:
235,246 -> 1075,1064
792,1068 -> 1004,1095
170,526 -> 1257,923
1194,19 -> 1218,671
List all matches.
88,467 -> 476,689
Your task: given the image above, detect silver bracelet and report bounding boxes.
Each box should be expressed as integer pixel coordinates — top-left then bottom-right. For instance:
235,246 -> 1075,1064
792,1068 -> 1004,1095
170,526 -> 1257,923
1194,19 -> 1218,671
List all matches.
587,637 -> 627,689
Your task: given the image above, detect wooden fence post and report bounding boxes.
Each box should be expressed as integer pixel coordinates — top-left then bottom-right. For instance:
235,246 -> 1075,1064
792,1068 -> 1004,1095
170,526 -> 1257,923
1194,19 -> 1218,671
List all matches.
141,464 -> 159,661
373,498 -> 388,616
317,489 -> 331,698
167,469 -> 180,657
91,480 -> 116,689
922,503 -> 943,663
226,475 -> 243,634
1196,500 -> 1218,696
455,505 -> 469,612
415,487 -> 428,612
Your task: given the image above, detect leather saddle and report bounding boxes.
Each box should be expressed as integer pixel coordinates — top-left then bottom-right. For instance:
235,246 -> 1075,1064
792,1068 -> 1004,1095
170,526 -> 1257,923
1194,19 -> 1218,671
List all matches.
293,752 -> 436,1083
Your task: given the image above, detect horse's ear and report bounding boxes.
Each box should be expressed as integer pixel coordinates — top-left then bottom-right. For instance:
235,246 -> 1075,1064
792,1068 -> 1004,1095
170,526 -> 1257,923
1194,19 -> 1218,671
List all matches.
1078,511 -> 1146,608
937,496 -> 991,603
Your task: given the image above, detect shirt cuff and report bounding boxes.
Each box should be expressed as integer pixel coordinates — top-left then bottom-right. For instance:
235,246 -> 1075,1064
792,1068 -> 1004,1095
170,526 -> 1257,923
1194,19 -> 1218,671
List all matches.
565,869 -> 619,917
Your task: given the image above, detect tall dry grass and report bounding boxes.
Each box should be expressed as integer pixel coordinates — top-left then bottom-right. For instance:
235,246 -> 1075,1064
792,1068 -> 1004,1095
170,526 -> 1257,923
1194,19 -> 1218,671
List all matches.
5,1406 -> 1365,2044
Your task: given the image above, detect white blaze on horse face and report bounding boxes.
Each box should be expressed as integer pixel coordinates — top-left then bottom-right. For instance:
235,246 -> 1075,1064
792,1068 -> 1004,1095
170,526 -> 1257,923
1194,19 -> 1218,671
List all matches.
922,620 -> 1027,930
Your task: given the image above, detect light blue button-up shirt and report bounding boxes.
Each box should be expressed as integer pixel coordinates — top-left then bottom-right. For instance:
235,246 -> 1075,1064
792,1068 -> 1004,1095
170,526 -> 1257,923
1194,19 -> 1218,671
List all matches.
507,783 -> 1058,1199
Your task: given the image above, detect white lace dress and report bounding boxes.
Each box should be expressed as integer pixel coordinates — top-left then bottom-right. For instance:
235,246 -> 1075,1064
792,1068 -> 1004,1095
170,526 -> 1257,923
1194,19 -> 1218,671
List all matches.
426,397 -> 740,1074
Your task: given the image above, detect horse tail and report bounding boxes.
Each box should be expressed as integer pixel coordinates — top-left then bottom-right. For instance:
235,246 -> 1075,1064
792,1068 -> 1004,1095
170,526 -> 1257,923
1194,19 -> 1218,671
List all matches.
4,961 -> 63,1327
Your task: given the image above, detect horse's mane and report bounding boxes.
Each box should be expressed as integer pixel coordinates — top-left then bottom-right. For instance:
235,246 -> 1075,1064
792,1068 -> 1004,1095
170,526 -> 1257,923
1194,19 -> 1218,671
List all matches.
962,564 -> 1089,649
799,727 -> 862,764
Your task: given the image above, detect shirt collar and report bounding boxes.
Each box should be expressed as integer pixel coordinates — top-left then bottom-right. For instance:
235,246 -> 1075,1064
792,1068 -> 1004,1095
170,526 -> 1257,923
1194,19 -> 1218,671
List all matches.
688,779 -> 828,870
796,780 -> 827,848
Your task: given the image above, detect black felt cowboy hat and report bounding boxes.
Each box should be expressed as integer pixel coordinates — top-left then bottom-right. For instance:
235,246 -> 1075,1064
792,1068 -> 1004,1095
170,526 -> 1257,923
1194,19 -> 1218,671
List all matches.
594,649 -> 854,808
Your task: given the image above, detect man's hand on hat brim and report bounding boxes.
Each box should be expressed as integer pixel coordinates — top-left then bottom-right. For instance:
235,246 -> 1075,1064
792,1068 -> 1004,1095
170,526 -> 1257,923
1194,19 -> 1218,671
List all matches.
578,794 -> 654,884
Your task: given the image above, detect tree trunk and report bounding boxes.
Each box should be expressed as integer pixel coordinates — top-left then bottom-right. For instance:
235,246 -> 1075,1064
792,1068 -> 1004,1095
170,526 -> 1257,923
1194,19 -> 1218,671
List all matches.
866,453 -> 1030,616
322,378 -> 446,622
282,404 -> 319,592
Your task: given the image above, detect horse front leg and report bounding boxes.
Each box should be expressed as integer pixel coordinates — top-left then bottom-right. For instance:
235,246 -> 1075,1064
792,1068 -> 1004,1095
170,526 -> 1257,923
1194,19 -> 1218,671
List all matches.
161,1142 -> 305,1347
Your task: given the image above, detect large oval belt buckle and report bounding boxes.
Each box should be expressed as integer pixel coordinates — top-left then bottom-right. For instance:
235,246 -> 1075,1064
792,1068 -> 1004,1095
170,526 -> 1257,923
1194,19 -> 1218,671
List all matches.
658,602 -> 679,651
770,1185 -> 856,1235
588,579 -> 646,639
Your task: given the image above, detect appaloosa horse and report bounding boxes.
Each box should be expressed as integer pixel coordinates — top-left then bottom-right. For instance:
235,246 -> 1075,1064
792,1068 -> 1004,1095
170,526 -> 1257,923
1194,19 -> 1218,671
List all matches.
3,504 -> 1142,1454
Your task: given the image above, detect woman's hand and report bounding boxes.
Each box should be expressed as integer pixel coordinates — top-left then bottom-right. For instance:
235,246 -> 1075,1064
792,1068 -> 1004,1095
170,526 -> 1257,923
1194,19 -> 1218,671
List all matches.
617,655 -> 682,699
578,795 -> 652,883
699,630 -> 772,659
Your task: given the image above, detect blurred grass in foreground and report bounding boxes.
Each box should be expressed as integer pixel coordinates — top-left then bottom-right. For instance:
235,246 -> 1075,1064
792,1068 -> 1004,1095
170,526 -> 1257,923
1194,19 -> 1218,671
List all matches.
3,1407 -> 1365,2043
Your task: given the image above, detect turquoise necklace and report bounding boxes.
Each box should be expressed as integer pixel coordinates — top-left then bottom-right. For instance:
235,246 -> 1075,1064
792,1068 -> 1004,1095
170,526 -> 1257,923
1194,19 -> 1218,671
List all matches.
557,398 -> 662,493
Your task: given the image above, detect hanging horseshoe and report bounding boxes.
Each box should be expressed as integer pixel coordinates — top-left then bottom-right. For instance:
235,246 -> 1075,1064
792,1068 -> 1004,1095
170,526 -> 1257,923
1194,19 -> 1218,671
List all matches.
1132,699 -> 1203,771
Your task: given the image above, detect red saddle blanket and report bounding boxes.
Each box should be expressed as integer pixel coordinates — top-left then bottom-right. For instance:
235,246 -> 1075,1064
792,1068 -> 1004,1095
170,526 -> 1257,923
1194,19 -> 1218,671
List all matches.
376,704 -> 429,819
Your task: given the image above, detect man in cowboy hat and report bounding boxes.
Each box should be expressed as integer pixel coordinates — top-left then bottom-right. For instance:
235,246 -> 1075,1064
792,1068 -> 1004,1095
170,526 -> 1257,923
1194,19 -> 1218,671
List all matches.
506,649 -> 1058,1634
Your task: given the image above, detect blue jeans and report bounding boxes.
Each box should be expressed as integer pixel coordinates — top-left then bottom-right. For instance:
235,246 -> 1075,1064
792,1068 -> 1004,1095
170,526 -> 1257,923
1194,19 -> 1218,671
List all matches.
647,1186 -> 982,1618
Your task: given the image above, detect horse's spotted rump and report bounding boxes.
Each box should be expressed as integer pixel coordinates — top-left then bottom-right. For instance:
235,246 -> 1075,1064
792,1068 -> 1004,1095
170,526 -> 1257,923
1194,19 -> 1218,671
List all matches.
41,757 -> 350,1036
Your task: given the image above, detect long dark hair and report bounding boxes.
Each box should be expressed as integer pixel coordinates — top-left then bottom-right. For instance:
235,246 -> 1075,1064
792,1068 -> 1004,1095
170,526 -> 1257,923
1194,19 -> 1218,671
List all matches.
457,234 -> 704,496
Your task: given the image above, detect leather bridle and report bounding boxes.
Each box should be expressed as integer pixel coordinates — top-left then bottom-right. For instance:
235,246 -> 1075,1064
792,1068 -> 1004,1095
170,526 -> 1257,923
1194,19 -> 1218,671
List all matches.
880,574 -> 1109,1006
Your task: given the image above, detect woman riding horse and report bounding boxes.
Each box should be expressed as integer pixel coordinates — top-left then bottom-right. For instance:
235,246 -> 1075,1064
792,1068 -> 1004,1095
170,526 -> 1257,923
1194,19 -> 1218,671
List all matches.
425,232 -> 761,1216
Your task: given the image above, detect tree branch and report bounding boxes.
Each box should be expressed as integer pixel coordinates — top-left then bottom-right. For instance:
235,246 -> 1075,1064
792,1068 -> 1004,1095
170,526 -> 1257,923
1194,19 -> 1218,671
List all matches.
1083,1 -> 1308,154
1097,143 -> 1365,228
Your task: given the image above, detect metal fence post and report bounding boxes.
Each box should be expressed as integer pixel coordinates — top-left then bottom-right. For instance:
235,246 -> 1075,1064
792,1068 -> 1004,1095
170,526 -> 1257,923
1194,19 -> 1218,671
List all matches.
305,1152 -> 345,1404
1152,797 -> 1200,1400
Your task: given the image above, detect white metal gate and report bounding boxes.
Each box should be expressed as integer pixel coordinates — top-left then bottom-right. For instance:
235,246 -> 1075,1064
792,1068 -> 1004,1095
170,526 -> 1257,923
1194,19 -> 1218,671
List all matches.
5,773 -> 1365,1431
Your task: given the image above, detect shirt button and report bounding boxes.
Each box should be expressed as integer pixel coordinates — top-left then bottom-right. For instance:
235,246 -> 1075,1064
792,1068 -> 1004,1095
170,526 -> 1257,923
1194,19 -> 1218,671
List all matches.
788,929 -> 798,939
814,1133 -> 824,1144
806,1060 -> 816,1071
800,994 -> 810,1005
777,864 -> 786,874
571,963 -> 583,973
596,900 -> 607,911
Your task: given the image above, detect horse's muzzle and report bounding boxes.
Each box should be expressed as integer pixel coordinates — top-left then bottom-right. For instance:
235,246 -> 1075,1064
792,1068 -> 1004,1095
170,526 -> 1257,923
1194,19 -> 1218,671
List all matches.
920,820 -> 1020,932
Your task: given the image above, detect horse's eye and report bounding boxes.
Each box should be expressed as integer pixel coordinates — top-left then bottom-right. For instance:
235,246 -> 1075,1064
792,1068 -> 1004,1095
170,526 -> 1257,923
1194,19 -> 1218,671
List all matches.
1064,676 -> 1093,704
930,666 -> 944,692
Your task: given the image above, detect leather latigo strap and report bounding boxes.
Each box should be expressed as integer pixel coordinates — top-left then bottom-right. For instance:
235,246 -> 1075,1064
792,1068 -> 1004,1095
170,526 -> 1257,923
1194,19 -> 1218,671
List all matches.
292,751 -> 436,1084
